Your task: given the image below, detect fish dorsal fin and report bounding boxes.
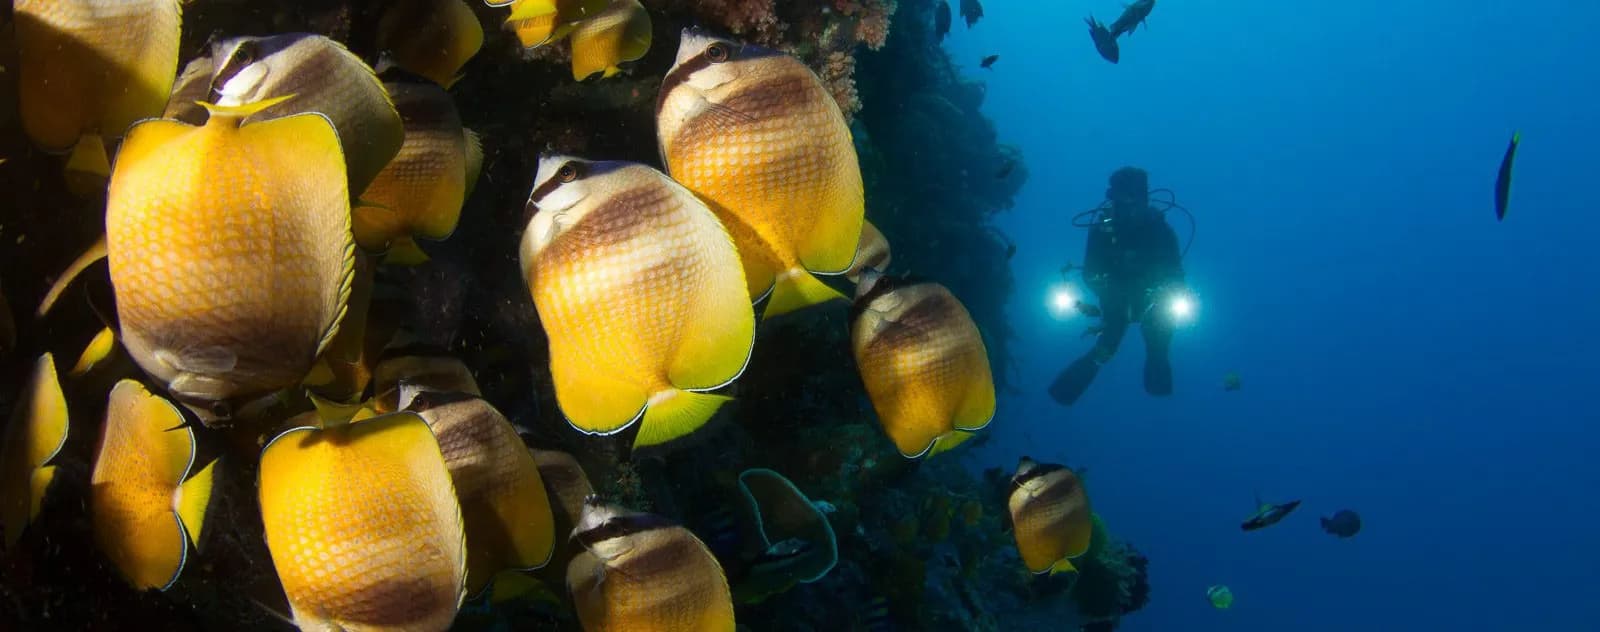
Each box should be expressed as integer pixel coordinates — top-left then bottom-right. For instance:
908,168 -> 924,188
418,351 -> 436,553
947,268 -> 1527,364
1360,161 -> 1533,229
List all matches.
196,94 -> 296,122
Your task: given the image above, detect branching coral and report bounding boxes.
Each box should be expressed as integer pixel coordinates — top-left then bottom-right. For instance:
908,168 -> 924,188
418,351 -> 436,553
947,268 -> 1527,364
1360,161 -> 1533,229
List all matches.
820,51 -> 862,119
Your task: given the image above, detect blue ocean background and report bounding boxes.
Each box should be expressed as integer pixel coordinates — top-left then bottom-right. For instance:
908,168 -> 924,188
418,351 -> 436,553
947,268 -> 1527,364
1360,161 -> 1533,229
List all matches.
944,2 -> 1597,629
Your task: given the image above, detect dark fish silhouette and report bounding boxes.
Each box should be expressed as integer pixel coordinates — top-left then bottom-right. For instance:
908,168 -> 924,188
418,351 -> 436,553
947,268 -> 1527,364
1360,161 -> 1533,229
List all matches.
1109,0 -> 1156,38
1495,132 -> 1519,221
1241,497 -> 1300,531
995,158 -> 1015,178
1085,17 -> 1120,64
934,1 -> 952,41
1320,509 -> 1361,538
1222,372 -> 1242,391
1074,301 -> 1102,318
980,54 -> 999,69
960,0 -> 983,28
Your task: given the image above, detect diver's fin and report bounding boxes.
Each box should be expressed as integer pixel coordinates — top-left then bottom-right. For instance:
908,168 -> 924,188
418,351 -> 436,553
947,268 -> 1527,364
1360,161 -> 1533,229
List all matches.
634,389 -> 730,448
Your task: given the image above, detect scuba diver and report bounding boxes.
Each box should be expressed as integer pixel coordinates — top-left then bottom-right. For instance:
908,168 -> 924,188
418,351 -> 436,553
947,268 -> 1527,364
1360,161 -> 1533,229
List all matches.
1049,166 -> 1190,406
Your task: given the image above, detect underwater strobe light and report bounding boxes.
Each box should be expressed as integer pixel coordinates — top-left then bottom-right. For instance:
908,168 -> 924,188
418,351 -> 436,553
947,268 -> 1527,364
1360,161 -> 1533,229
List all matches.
1048,284 -> 1079,319
1166,290 -> 1198,325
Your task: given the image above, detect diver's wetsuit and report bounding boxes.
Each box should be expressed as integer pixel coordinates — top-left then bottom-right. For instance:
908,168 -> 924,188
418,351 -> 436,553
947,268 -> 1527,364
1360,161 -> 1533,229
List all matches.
1050,198 -> 1185,406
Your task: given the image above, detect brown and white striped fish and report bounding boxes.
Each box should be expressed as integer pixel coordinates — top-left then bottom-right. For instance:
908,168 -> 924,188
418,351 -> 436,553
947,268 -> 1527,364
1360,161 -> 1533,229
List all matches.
520,155 -> 754,449
1007,457 -> 1092,575
567,497 -> 735,631
849,270 -> 995,458
165,33 -> 404,197
656,30 -> 865,318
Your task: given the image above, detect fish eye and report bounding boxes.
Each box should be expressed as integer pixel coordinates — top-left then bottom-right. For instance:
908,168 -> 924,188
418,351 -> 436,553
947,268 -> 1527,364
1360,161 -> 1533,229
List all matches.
706,43 -> 730,63
209,400 -> 231,419
558,163 -> 583,183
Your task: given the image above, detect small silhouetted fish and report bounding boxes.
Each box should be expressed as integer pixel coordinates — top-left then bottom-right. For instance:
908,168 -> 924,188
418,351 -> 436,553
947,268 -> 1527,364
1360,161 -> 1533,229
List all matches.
995,159 -> 1015,179
1085,17 -> 1119,64
1109,0 -> 1156,38
1241,498 -> 1300,531
934,1 -> 952,41
960,0 -> 983,28
980,54 -> 999,69
1222,372 -> 1242,391
1321,509 -> 1361,538
1074,301 -> 1101,318
1495,132 -> 1519,221
1004,243 -> 1017,260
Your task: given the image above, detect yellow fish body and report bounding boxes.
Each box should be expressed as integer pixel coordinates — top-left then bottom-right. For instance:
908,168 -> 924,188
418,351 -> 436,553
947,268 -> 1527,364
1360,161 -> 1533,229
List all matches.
165,33 -> 404,197
405,389 -> 556,597
355,80 -> 474,265
849,271 -> 995,458
657,31 -> 866,318
845,220 -> 892,283
567,498 -> 735,631
495,0 -> 609,49
1007,457 -> 1092,575
568,0 -> 652,81
13,0 -> 181,152
0,354 -> 69,549
90,380 -> 215,590
106,97 -> 355,424
259,412 -> 466,630
376,0 -> 484,88
520,156 -> 754,448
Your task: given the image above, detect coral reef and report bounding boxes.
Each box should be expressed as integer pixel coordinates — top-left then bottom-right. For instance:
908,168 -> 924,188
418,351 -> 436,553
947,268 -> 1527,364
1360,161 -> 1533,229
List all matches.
0,0 -> 1150,630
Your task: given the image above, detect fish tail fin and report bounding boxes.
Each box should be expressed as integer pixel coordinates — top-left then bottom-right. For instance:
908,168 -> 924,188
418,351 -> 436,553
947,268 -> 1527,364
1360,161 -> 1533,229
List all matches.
1047,558 -> 1077,575
37,236 -> 109,318
176,458 -> 217,547
634,389 -> 730,448
63,134 -> 111,197
382,238 -> 431,266
763,268 -> 846,318
927,431 -> 977,457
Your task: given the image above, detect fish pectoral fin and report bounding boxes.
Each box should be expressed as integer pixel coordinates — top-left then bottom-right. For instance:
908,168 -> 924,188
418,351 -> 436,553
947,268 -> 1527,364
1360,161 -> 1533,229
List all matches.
175,458 -> 217,548
633,389 -> 731,448
37,236 -> 109,319
1047,558 -> 1077,575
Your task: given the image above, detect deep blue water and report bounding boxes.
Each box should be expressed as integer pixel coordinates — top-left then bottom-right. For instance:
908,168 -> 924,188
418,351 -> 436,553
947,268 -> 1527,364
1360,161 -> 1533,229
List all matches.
945,2 -> 1598,629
